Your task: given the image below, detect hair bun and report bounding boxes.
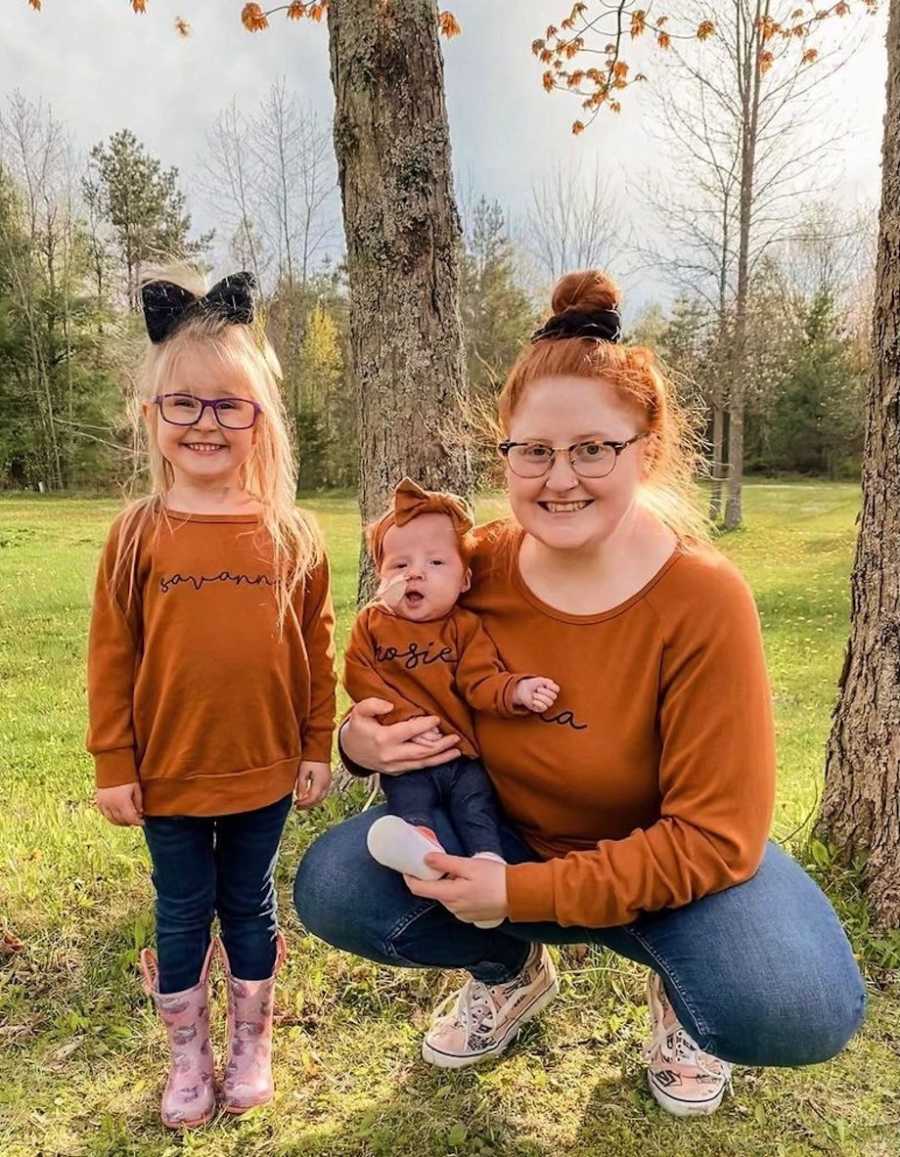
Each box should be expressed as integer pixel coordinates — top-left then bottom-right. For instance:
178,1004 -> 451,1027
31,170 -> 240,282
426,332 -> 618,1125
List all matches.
551,270 -> 620,316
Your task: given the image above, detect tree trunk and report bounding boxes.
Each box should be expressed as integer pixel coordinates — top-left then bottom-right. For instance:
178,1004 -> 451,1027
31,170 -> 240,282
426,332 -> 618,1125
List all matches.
708,402 -> 726,522
815,0 -> 900,928
327,0 -> 471,603
724,1 -> 764,531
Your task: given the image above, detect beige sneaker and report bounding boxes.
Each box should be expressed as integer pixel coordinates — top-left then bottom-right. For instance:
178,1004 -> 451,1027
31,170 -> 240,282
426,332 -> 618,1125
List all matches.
643,971 -> 733,1117
422,944 -> 558,1069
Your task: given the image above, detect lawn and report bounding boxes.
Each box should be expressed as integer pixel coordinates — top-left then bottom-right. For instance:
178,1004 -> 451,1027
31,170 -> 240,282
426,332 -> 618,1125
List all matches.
1,482 -> 898,1157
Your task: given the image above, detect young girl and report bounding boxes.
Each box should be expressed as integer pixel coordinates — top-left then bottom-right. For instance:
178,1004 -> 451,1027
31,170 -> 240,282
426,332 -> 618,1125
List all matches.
87,268 -> 337,1129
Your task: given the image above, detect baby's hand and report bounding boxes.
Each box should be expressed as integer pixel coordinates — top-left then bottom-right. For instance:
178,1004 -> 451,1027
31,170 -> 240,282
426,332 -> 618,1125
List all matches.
96,782 -> 144,827
294,761 -> 332,810
417,725 -> 445,745
376,572 -> 408,609
514,676 -> 560,713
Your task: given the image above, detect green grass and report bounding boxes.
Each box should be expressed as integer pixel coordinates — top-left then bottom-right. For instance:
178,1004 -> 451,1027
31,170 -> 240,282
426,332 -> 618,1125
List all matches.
1,482 -> 898,1157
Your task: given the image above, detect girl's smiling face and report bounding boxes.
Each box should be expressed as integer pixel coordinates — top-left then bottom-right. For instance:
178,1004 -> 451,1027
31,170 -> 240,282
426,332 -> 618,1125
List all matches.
378,513 -> 470,621
504,375 -> 649,553
145,341 -> 259,488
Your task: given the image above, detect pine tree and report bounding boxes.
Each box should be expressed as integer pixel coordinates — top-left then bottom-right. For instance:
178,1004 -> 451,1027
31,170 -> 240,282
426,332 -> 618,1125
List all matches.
84,130 -> 212,310
460,197 -> 536,402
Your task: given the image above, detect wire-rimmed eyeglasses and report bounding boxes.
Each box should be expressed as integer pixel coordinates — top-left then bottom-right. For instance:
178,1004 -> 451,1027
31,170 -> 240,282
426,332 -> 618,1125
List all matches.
498,431 -> 649,479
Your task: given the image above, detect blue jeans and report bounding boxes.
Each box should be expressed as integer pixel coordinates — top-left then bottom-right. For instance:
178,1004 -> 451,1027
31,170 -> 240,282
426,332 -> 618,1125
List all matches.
382,756 -> 504,858
294,804 -> 866,1067
144,794 -> 292,993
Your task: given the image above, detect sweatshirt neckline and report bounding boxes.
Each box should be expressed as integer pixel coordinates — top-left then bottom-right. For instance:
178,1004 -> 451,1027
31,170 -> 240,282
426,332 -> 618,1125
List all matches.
511,529 -> 685,624
371,602 -> 457,626
163,508 -> 261,525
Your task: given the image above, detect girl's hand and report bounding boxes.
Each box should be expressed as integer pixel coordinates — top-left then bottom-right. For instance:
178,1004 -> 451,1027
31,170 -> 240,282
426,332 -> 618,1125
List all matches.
514,676 -> 560,713
342,698 -> 461,776
405,853 -> 508,924
294,761 -> 332,809
96,782 -> 144,827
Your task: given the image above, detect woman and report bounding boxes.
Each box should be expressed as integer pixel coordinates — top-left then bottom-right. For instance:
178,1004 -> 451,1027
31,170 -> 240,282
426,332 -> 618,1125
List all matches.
294,270 -> 865,1118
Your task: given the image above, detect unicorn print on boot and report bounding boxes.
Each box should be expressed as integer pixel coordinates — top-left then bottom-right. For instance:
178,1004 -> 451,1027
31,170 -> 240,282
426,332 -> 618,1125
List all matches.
219,931 -> 286,1114
140,940 -> 216,1130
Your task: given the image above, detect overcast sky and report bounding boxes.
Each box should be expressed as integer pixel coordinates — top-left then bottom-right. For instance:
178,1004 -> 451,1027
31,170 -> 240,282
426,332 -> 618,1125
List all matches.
1,0 -> 889,316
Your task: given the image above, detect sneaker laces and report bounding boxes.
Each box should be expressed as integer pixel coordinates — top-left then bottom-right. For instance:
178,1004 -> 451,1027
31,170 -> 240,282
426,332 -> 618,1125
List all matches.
433,949 -> 540,1043
644,979 -> 733,1088
645,1023 -> 730,1080
433,978 -> 501,1041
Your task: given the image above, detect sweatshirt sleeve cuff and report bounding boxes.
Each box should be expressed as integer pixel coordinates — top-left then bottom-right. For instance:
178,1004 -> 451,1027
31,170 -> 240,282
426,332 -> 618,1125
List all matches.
501,675 -> 537,717
337,717 -> 375,778
301,730 -> 335,763
94,749 -> 139,789
505,861 -> 557,922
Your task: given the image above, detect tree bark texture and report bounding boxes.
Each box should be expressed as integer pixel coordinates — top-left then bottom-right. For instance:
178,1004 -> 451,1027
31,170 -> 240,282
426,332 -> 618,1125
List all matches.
816,0 -> 900,929
709,402 -> 726,522
327,0 -> 471,602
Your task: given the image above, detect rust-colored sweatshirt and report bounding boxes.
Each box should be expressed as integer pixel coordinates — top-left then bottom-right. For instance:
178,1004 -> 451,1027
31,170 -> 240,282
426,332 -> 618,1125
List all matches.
460,525 -> 776,927
87,508 -> 336,817
344,604 -> 529,757
343,523 -> 776,929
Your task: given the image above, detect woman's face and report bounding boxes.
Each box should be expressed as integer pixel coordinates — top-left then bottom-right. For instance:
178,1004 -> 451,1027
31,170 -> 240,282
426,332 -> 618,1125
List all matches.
503,375 -> 649,553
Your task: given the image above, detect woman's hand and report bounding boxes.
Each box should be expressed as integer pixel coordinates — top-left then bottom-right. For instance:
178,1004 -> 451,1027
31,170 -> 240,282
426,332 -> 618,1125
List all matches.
405,853 -> 509,924
96,782 -> 144,827
294,761 -> 332,809
341,698 -> 462,776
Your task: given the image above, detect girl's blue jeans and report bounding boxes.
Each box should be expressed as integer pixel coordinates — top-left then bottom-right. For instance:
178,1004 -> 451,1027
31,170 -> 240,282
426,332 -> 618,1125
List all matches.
294,803 -> 866,1067
144,793 -> 292,993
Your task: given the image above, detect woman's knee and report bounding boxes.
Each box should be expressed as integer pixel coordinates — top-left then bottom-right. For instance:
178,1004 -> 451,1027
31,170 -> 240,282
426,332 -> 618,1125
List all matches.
705,965 -> 866,1067
656,844 -> 867,1067
688,931 -> 867,1068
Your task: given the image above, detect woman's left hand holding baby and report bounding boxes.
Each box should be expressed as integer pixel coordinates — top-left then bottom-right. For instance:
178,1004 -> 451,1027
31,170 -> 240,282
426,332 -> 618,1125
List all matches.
405,853 -> 509,925
294,761 -> 332,810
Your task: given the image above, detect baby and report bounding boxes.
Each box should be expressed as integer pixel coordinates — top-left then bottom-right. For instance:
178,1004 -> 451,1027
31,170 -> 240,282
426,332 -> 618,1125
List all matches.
344,478 -> 559,927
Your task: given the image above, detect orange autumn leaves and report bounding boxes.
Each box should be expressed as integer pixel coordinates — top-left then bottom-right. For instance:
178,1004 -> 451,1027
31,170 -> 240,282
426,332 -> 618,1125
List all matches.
241,3 -> 270,30
26,0 -> 146,9
26,0 -> 460,34
239,2 -> 460,36
438,11 -> 462,38
240,2 -> 324,29
23,0 -> 874,136
538,1 -> 880,135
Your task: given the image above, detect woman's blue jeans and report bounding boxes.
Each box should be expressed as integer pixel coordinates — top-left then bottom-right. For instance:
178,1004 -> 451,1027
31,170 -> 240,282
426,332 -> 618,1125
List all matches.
294,804 -> 866,1067
144,794 -> 292,993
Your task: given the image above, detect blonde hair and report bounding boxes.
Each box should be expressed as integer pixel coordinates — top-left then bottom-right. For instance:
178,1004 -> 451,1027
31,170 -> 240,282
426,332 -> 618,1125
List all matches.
111,264 -> 322,630
499,270 -> 711,546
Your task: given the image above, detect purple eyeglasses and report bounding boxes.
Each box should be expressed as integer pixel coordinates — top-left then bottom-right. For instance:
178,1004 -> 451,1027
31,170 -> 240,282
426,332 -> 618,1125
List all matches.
153,393 -> 262,431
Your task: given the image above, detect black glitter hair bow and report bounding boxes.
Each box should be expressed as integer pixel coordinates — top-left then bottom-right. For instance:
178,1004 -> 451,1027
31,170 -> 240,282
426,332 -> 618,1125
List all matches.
530,308 -> 622,344
141,271 -> 257,343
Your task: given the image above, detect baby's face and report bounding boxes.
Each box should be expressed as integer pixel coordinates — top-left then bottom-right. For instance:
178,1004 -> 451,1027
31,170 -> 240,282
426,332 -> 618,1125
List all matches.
378,513 -> 470,621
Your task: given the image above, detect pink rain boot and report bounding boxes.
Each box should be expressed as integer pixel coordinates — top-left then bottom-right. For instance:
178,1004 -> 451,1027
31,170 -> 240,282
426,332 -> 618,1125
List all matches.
140,940 -> 216,1130
219,931 -> 286,1115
